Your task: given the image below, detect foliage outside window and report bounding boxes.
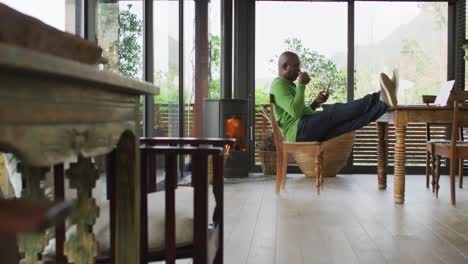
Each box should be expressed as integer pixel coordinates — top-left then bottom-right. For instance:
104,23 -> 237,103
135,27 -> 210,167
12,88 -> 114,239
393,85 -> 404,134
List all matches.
269,38 -> 348,104
98,3 -> 143,80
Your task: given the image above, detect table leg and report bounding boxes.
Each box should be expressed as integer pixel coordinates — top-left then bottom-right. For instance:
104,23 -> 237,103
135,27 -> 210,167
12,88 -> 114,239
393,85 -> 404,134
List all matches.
377,122 -> 387,189
394,125 -> 406,204
114,131 -> 141,264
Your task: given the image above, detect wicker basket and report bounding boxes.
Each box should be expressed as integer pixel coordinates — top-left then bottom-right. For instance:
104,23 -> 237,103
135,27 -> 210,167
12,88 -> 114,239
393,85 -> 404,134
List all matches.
258,150 -> 276,176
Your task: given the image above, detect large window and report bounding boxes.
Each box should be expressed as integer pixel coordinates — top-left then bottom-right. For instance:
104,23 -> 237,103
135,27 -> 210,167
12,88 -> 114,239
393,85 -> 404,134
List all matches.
256,2 -> 347,105
184,0 -> 195,137
355,2 -> 448,104
154,0 -> 180,137
97,0 -> 144,80
255,2 -> 347,164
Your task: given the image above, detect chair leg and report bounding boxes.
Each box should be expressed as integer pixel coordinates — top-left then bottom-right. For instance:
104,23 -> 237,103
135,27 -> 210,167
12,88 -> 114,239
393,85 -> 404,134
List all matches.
450,157 -> 456,206
319,153 -> 324,191
315,153 -> 322,195
214,250 -> 223,264
431,145 -> 436,192
275,150 -> 282,193
425,150 -> 430,189
459,158 -> 463,189
281,151 -> 288,189
435,155 -> 441,197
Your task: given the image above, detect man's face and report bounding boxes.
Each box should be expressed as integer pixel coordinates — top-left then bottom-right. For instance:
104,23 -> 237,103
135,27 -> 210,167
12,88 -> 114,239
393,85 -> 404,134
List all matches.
285,56 -> 301,81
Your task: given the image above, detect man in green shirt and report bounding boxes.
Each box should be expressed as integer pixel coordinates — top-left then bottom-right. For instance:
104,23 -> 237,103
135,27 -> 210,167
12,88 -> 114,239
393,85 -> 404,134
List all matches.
270,51 -> 396,142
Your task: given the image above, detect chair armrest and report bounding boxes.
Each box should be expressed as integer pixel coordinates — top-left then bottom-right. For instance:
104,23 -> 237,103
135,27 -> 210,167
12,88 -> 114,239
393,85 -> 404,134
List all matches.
422,95 -> 437,105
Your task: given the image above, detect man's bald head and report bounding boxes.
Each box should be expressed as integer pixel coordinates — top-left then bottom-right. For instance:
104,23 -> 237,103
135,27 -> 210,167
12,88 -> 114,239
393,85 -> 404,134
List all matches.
278,51 -> 300,81
278,51 -> 298,69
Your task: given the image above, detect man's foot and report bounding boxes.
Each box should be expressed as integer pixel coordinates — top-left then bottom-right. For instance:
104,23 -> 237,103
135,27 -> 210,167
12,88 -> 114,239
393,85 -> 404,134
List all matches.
380,73 -> 398,107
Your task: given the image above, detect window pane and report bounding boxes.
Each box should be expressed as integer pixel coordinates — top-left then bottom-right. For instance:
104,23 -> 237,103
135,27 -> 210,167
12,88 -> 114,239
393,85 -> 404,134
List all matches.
355,2 -> 448,104
97,0 -> 144,80
1,0 -> 76,34
209,0 -> 221,100
256,2 -> 347,105
153,0 -> 179,137
184,0 -> 195,138
255,2 -> 347,165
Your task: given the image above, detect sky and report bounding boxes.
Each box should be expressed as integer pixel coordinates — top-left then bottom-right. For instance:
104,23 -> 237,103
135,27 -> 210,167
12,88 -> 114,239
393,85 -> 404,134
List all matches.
0,0 -> 428,80
255,2 -> 422,78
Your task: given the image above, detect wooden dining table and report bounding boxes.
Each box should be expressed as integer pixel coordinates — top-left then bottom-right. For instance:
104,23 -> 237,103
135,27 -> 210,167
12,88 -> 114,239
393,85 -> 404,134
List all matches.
0,43 -> 158,263
376,105 -> 468,204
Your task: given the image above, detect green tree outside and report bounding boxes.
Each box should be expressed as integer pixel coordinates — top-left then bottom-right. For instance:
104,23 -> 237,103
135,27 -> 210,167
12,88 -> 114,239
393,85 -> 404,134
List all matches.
266,38 -> 347,104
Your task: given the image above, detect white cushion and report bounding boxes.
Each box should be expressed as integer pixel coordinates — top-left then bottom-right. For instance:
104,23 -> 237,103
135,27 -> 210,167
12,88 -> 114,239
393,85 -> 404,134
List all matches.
45,181 -> 216,255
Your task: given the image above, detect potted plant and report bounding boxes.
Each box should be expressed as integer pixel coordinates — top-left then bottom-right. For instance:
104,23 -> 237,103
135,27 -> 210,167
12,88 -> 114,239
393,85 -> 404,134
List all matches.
256,130 -> 276,176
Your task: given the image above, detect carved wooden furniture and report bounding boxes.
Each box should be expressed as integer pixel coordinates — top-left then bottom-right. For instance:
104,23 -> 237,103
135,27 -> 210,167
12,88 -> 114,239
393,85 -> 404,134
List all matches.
269,95 -> 323,194
377,104 -> 468,204
0,43 -> 158,263
427,91 -> 468,206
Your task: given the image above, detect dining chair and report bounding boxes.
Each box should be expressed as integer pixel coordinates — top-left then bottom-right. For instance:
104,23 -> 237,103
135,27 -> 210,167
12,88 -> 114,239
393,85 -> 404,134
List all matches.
429,90 -> 468,206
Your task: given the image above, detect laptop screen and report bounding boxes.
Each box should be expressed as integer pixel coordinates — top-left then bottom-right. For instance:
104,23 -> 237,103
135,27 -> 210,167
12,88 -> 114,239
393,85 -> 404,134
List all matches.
434,80 -> 455,106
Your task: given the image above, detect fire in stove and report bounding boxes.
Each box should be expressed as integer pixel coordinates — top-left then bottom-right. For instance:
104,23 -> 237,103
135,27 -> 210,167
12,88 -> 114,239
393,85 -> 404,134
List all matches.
203,98 -> 249,177
225,116 -> 246,151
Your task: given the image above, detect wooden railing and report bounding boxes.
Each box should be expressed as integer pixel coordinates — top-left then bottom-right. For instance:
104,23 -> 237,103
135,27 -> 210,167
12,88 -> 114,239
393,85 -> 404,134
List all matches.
155,103 -> 448,168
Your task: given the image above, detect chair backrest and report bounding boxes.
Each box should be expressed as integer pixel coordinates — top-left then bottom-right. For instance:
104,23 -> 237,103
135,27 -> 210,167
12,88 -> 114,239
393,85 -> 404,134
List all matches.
269,95 -> 285,148
450,90 -> 468,151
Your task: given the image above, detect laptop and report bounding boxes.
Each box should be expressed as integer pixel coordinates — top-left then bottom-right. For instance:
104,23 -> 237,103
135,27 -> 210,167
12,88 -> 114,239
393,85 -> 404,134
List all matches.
434,80 -> 455,106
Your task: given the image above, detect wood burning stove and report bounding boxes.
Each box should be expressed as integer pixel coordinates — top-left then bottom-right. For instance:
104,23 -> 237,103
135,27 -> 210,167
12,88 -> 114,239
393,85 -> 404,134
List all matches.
203,99 -> 249,178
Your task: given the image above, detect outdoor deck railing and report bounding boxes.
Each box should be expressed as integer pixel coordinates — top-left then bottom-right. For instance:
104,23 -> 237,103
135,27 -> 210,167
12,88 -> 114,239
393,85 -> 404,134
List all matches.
154,103 -> 448,167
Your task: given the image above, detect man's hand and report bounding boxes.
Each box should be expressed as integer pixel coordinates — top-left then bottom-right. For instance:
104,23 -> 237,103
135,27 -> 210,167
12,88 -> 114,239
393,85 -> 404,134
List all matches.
315,91 -> 329,104
298,72 -> 310,85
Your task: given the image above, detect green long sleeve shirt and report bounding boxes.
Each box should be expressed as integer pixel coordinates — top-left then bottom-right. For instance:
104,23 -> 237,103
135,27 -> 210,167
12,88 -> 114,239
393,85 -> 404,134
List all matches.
270,77 -> 313,142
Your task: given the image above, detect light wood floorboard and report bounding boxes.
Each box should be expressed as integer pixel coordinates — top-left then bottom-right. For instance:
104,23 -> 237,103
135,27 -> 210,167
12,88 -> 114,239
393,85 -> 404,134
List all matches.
154,174 -> 468,264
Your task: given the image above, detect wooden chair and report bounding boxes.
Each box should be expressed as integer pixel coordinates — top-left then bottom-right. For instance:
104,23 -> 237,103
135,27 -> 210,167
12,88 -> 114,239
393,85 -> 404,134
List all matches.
429,90 -> 468,206
423,95 -> 465,192
138,137 -> 235,264
103,138 -> 234,264
269,94 -> 323,194
47,138 -> 233,264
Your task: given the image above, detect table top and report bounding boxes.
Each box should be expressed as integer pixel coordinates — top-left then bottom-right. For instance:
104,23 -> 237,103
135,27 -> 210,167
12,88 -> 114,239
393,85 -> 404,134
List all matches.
377,104 -> 468,125
0,43 -> 158,96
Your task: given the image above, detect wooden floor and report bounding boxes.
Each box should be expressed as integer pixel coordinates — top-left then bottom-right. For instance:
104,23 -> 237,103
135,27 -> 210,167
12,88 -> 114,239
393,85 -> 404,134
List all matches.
157,174 -> 468,264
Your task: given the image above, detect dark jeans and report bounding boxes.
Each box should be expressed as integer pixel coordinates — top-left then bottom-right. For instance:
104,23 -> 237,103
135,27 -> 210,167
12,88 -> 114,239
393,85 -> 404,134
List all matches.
296,92 -> 387,142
